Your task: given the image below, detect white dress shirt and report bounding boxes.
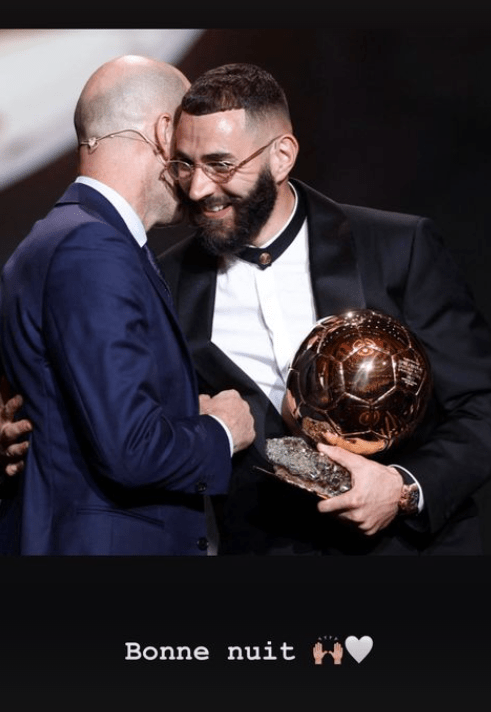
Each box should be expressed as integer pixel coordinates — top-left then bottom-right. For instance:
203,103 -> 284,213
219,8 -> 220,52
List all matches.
212,187 -> 317,413
211,183 -> 424,512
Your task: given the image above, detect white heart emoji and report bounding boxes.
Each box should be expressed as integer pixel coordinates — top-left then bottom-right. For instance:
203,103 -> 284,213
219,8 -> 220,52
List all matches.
345,635 -> 373,663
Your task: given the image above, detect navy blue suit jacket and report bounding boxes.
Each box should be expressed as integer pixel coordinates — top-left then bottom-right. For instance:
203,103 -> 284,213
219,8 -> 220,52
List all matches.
0,182 -> 231,555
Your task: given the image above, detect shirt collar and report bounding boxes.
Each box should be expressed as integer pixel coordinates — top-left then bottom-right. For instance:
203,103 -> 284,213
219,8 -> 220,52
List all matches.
253,182 -> 298,249
75,175 -> 147,247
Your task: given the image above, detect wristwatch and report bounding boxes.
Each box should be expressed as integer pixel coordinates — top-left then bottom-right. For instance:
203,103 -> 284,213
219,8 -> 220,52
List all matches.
394,467 -> 420,516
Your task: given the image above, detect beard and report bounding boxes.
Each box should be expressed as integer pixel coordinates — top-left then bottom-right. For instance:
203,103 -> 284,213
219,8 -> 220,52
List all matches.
177,167 -> 278,257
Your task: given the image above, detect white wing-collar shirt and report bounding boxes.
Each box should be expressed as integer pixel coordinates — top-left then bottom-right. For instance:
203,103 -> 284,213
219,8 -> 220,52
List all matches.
211,182 -> 423,511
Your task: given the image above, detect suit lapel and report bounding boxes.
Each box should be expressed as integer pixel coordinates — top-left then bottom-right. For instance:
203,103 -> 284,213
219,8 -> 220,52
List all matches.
58,182 -> 196,378
61,182 -> 176,310
173,242 -> 265,396
167,181 -> 367,451
171,242 -> 286,447
292,180 -> 366,318
138,247 -> 177,313
57,182 -> 130,236
170,242 -> 217,354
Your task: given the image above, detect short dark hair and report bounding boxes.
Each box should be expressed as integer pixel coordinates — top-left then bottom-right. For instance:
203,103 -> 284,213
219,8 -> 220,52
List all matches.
179,63 -> 291,126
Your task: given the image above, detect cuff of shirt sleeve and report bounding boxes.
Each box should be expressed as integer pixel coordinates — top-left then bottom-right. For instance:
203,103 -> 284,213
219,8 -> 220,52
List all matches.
390,464 -> 425,513
208,415 -> 234,456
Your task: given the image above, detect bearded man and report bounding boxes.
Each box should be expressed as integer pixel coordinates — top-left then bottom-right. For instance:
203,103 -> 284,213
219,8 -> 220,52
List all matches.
160,62 -> 491,555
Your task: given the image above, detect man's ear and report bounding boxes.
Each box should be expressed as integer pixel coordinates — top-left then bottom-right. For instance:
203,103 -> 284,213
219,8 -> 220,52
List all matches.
270,134 -> 299,182
154,113 -> 174,159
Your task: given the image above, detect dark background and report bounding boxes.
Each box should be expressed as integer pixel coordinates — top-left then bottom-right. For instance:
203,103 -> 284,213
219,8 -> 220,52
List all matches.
2,20 -> 491,703
1,27 -> 491,551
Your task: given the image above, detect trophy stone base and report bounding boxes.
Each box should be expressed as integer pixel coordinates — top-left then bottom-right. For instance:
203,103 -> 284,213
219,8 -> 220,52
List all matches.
265,436 -> 351,499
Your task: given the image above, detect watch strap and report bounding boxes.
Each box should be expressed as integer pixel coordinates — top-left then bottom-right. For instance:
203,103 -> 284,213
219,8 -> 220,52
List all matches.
392,465 -> 420,516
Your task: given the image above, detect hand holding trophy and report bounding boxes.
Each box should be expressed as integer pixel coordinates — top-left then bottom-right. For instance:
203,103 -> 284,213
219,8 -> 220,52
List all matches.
266,309 -> 432,498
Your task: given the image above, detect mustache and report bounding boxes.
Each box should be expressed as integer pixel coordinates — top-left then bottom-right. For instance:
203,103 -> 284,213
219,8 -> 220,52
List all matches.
176,186 -> 241,213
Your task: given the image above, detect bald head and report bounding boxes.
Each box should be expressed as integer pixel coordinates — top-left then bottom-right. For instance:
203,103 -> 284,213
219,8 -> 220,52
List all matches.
74,55 -> 189,143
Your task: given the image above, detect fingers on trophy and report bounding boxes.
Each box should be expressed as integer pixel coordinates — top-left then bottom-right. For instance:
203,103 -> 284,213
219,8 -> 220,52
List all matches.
266,309 -> 432,498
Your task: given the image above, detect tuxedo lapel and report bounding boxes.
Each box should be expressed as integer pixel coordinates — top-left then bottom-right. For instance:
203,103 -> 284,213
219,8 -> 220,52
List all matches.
165,182 -> 367,451
170,242 -> 286,448
292,180 -> 366,318
170,242 -> 217,354
171,242 -> 262,395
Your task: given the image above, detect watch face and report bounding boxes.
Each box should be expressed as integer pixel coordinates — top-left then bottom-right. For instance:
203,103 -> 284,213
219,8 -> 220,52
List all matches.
399,483 -> 419,515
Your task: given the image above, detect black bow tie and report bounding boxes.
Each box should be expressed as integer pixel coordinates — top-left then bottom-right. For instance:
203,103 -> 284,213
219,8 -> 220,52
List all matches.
237,193 -> 306,269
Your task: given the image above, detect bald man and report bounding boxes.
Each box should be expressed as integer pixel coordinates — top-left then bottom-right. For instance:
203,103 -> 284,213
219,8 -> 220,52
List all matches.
0,55 -> 254,556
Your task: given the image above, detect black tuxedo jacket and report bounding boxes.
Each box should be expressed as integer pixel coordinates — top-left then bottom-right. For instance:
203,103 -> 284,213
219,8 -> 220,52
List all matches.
160,179 -> 491,555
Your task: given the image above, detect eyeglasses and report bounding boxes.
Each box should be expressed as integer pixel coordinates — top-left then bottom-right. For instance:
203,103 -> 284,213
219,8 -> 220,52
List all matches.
166,135 -> 282,184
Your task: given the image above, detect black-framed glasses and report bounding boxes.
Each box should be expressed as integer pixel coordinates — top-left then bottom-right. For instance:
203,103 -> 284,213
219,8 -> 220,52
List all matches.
166,135 -> 282,184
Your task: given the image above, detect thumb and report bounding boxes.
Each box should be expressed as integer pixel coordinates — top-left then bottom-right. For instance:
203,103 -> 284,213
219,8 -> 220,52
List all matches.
199,394 -> 212,414
316,443 -> 360,470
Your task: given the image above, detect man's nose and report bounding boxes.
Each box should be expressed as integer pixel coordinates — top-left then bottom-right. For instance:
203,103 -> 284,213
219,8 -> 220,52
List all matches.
186,165 -> 217,202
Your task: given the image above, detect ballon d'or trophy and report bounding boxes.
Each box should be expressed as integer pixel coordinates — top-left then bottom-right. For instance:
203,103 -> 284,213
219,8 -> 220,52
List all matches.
265,309 -> 432,498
